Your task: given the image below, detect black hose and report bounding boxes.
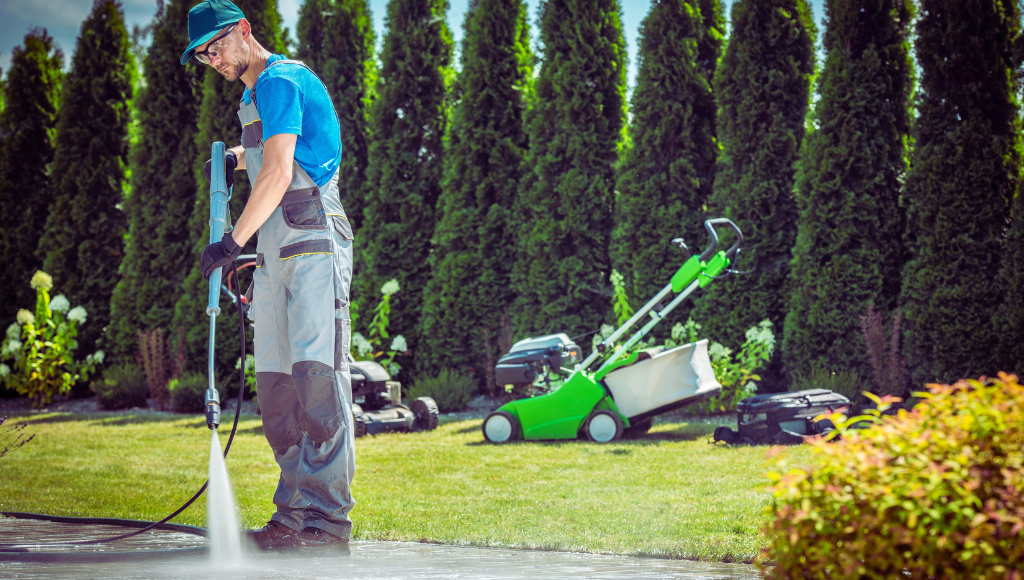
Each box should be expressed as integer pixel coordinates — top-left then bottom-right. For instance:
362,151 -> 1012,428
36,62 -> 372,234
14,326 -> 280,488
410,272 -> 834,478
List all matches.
0,262 -> 248,550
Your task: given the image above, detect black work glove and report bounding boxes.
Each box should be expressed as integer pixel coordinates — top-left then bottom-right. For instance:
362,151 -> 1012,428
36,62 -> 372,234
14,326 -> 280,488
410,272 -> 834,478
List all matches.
203,150 -> 238,190
200,233 -> 242,282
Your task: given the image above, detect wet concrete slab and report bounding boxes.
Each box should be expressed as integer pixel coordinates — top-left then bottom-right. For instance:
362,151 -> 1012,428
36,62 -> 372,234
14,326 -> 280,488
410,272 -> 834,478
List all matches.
0,518 -> 762,579
0,517 -> 207,553
1,542 -> 762,580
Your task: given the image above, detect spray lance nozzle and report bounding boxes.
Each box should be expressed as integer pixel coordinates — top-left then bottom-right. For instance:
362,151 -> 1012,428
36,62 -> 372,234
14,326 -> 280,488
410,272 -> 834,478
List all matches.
205,387 -> 221,430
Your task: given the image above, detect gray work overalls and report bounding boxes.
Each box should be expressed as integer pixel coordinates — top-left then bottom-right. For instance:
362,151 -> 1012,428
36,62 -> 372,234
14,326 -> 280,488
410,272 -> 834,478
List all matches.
239,58 -> 355,539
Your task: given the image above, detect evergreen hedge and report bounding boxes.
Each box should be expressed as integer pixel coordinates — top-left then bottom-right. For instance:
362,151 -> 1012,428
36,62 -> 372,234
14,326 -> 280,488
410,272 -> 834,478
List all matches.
357,0 -> 452,354
782,0 -> 913,383
295,0 -> 375,230
997,182 -> 1024,375
611,0 -> 722,333
0,29 -> 63,329
900,0 -> 1021,385
172,0 -> 287,375
38,0 -> 135,353
689,0 -> 814,389
108,0 -> 204,364
415,0 -> 532,385
511,0 -> 627,340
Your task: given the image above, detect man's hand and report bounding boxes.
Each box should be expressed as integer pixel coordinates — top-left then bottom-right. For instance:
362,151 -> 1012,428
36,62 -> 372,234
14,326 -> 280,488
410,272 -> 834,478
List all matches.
203,150 -> 238,190
200,233 -> 242,281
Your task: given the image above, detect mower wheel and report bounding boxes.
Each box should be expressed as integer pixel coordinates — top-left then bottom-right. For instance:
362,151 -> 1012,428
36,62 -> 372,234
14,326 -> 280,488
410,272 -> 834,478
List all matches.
411,397 -> 439,431
352,404 -> 367,438
585,410 -> 623,443
623,417 -> 653,438
482,411 -> 518,443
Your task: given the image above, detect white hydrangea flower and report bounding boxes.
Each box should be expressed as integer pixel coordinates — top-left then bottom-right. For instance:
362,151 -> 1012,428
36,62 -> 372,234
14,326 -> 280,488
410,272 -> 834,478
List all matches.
0,363 -> 9,377
49,294 -> 70,314
6,323 -> 20,340
16,310 -> 34,325
390,335 -> 408,353
93,351 -> 105,364
30,271 -> 53,291
388,362 -> 400,377
2,340 -> 23,358
351,332 -> 373,357
593,323 -> 617,350
708,341 -> 732,362
67,306 -> 88,324
380,279 -> 400,296
610,269 -> 624,286
745,319 -> 776,356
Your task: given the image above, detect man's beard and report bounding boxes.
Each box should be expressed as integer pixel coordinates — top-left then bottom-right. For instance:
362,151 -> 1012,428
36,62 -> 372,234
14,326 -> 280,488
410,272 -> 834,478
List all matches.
220,61 -> 248,81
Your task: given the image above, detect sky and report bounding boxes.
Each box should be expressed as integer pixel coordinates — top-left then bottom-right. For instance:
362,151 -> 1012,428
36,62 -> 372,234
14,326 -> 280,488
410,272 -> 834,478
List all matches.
0,0 -> 826,87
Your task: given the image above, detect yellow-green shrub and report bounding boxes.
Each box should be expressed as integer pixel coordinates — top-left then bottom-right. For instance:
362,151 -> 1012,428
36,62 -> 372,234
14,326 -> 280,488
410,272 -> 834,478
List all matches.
763,374 -> 1024,579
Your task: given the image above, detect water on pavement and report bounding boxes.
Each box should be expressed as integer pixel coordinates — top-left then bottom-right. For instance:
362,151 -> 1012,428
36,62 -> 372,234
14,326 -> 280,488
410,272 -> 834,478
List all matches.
0,518 -> 762,579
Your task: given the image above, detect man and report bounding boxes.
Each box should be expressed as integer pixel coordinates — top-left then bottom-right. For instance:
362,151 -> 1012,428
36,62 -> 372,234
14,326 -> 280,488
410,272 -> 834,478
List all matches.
181,0 -> 355,550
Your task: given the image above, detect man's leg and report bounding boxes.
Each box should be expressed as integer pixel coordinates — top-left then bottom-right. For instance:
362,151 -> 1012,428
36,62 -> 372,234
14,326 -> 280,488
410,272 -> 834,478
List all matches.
252,257 -> 308,535
255,373 -> 308,532
281,245 -> 354,540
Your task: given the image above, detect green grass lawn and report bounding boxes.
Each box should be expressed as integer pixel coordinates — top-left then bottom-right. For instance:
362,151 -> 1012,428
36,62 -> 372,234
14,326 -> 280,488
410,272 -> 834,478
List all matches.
0,410 -> 811,563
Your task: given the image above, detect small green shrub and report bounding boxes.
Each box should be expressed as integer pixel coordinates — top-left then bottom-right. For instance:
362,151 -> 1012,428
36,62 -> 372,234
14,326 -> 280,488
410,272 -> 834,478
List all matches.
764,374 -> 1024,579
90,364 -> 148,410
407,369 -> 476,412
610,269 -> 634,326
168,372 -> 218,414
352,279 -> 409,378
0,271 -> 102,406
789,363 -> 865,405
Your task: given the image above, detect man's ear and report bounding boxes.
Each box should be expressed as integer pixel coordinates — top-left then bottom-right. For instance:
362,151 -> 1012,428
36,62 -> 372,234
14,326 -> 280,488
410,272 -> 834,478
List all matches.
237,18 -> 251,39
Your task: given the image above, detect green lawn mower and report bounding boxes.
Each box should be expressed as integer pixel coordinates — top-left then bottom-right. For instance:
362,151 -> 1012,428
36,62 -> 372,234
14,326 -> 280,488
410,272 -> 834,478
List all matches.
483,218 -> 744,444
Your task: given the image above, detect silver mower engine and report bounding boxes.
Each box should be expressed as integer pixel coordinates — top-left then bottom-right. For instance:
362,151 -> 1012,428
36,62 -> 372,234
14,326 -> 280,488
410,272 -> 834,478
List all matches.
494,333 -> 582,393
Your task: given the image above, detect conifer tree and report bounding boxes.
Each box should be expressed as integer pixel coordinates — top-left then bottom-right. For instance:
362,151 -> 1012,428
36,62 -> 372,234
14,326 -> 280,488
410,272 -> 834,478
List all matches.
172,0 -> 287,373
415,0 -> 532,382
511,0 -> 627,339
611,0 -> 722,331
0,29 -> 63,328
902,0 -> 1021,385
108,0 -> 204,363
781,0 -> 913,382
38,0 -> 134,353
296,0 -> 375,229
998,182 -> 1024,375
357,0 -> 452,356
695,0 -> 725,79
689,0 -> 814,380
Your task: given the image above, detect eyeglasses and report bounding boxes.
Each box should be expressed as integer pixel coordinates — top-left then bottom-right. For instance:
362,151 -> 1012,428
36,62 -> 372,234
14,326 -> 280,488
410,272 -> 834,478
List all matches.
194,24 -> 236,64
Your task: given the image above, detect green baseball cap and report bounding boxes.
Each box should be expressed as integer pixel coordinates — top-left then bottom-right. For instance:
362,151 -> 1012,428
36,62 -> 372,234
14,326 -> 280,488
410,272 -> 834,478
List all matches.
180,0 -> 246,65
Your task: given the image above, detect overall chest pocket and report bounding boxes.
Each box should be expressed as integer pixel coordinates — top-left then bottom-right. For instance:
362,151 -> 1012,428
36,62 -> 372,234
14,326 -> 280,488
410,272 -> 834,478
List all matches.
282,198 -> 327,229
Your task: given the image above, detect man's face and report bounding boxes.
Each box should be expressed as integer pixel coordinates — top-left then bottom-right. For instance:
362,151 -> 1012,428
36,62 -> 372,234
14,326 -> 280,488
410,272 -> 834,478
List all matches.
197,24 -> 248,81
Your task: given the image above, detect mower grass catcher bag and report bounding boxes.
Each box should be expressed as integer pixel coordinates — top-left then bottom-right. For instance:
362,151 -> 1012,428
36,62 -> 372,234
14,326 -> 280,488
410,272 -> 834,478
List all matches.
713,389 -> 850,445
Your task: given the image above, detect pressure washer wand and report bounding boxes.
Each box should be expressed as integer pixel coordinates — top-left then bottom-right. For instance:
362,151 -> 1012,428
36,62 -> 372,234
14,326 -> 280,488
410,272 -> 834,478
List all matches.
206,141 -> 230,430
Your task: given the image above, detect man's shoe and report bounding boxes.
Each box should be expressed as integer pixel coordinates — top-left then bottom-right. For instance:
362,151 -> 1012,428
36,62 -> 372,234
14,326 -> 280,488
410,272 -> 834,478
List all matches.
246,520 -> 299,550
293,527 -> 348,548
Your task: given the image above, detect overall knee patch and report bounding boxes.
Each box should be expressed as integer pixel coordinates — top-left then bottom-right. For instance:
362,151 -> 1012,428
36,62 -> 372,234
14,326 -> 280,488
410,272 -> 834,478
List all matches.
292,361 -> 344,444
256,371 -> 305,451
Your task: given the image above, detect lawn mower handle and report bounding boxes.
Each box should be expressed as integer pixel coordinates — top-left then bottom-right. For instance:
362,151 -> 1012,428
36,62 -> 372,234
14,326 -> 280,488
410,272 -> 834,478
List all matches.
698,218 -> 743,263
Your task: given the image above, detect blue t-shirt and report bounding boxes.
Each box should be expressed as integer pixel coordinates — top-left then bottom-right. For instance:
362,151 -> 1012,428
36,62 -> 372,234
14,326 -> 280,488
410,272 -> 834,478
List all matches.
242,54 -> 341,188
